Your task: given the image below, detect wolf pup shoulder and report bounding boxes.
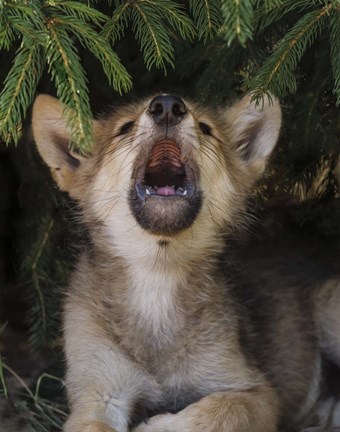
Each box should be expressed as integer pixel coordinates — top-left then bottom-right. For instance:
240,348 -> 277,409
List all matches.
32,93 -> 340,432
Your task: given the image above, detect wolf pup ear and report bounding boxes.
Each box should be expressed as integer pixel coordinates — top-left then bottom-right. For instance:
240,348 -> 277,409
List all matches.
226,93 -> 281,178
32,94 -> 94,193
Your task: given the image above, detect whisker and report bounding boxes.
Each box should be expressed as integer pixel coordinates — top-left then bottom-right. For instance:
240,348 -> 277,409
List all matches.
103,197 -> 121,223
206,197 -> 228,218
207,204 -> 219,236
199,147 -> 224,176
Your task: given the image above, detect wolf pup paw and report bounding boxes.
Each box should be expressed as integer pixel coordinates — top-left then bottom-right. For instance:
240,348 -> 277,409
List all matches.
65,420 -> 118,432
131,413 -> 181,432
83,422 -> 118,432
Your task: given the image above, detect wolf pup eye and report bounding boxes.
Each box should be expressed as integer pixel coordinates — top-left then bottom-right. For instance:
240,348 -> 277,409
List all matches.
119,121 -> 134,135
199,122 -> 212,136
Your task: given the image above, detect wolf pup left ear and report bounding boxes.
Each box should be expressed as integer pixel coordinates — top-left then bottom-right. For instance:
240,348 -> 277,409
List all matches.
225,93 -> 281,179
32,95 -> 97,194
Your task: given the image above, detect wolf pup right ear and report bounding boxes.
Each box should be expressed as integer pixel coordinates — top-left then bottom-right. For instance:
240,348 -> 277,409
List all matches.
31,95 -> 99,196
225,93 -> 281,179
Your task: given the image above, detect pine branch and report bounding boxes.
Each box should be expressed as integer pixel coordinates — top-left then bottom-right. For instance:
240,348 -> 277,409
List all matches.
46,0 -> 108,26
4,2 -> 46,43
103,0 -> 195,71
54,15 -> 132,94
251,4 -> 332,100
189,0 -> 223,41
263,0 -> 283,10
0,8 -> 16,49
0,39 -> 45,145
0,1 -> 133,148
43,1 -> 131,147
222,0 -> 254,46
46,19 -> 92,150
330,9 -> 340,106
131,2 -> 175,70
255,0 -> 324,32
102,2 -> 131,45
142,0 -> 195,40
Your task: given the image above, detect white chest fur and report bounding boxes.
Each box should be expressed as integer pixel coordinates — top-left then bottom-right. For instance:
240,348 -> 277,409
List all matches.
125,254 -> 186,347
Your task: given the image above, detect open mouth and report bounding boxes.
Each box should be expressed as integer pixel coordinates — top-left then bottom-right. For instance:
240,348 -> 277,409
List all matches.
135,140 -> 196,200
130,139 -> 202,234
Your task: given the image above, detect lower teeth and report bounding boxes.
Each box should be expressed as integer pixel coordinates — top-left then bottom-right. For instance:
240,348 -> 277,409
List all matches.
176,187 -> 187,196
144,186 -> 188,196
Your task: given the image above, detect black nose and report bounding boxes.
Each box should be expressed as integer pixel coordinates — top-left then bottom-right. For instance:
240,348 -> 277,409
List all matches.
149,95 -> 186,126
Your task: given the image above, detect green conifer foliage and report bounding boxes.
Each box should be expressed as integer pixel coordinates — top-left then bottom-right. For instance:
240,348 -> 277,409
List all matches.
251,1 -> 340,102
0,1 -> 339,148
0,0 -> 132,150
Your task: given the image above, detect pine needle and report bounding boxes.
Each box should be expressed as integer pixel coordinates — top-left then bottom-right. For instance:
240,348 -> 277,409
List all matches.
189,0 -> 222,41
55,15 -> 132,94
255,0 -> 324,33
330,9 -> 340,106
251,4 -> 332,100
142,0 -> 196,40
48,0 -> 108,27
102,2 -> 131,45
131,1 -> 175,71
222,0 -> 254,46
0,40 -> 45,145
46,19 -> 93,150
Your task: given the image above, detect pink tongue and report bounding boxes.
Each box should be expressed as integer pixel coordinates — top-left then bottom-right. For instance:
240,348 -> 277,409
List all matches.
156,186 -> 176,196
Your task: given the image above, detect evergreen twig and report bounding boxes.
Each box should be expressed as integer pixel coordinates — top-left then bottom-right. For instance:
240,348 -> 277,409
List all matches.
102,2 -> 131,45
131,1 -> 175,70
255,0 -> 323,32
251,4 -> 332,100
0,40 -> 45,145
46,19 -> 93,150
330,9 -> 340,106
189,0 -> 222,41
222,0 -> 254,46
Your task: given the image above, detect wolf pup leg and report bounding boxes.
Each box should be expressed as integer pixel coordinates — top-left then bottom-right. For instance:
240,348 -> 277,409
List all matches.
62,298 -> 162,432
132,387 -> 279,432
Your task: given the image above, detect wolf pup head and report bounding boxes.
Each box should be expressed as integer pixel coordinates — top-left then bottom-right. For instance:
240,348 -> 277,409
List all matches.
32,93 -> 281,249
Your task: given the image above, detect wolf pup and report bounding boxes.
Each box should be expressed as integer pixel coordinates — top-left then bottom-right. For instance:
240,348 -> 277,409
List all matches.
32,93 -> 340,432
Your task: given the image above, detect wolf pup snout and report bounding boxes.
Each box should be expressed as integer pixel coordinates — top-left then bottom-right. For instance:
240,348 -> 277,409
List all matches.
129,94 -> 202,235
